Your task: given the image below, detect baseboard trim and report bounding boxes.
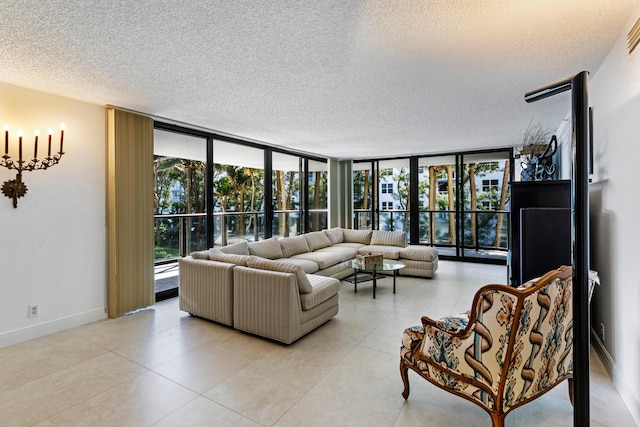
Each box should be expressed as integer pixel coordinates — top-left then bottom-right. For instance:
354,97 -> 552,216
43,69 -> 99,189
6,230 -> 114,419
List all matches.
591,328 -> 640,425
0,308 -> 108,348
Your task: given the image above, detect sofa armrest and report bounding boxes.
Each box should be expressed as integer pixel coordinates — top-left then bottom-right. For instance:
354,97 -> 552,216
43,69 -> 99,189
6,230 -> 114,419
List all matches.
233,266 -> 302,344
178,256 -> 235,326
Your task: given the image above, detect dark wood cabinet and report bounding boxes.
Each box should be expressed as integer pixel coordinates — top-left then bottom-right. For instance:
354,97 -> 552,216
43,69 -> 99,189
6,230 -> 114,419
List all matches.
509,180 -> 571,285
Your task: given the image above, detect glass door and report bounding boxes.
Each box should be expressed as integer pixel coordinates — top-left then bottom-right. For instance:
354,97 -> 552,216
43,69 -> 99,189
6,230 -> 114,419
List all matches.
308,159 -> 328,231
153,129 -> 207,299
377,159 -> 411,233
417,151 -> 511,263
272,152 -> 301,237
212,141 -> 264,245
416,155 -> 457,251
353,161 -> 373,229
459,152 -> 511,262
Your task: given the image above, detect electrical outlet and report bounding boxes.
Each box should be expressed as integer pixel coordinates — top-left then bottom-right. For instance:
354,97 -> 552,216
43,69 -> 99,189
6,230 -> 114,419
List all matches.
600,322 -> 605,342
28,305 -> 38,318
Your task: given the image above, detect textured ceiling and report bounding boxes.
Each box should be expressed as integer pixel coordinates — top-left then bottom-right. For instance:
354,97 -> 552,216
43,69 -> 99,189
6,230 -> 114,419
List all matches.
0,1 -> 637,159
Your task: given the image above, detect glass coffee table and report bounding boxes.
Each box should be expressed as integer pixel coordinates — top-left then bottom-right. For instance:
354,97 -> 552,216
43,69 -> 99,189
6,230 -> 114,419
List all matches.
344,259 -> 406,298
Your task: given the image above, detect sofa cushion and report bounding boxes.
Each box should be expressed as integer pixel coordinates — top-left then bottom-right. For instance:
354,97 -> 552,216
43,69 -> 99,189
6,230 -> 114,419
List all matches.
279,235 -> 311,258
332,242 -> 366,250
248,237 -> 284,259
314,246 -> 358,262
370,230 -> 407,247
209,250 -> 249,266
323,227 -> 344,244
300,275 -> 340,310
290,250 -> 345,270
304,231 -> 333,251
274,257 -> 319,274
246,256 -> 313,293
191,250 -> 210,260
399,246 -> 438,262
358,245 -> 403,259
342,229 -> 372,245
219,241 -> 250,255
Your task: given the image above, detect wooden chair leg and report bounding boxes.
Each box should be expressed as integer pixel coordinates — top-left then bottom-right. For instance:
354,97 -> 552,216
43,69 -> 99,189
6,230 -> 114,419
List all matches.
489,411 -> 505,427
400,361 -> 411,399
568,378 -> 574,405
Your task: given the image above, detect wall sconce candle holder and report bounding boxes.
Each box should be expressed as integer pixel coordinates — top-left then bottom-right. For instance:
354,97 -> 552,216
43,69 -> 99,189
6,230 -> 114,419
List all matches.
1,123 -> 65,208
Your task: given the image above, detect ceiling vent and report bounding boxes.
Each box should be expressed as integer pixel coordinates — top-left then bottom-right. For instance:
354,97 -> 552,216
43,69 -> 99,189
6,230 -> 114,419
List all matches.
627,17 -> 640,55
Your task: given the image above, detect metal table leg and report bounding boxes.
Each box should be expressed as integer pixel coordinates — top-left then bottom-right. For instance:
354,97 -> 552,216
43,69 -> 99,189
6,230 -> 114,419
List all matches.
373,267 -> 377,299
393,269 -> 397,294
354,269 -> 358,292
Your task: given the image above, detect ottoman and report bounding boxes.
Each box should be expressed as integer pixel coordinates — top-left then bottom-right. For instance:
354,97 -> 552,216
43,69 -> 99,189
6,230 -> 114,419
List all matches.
398,246 -> 438,278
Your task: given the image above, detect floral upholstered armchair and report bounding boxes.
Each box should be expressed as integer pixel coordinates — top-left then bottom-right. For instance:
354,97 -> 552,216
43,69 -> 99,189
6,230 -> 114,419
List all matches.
400,266 -> 573,427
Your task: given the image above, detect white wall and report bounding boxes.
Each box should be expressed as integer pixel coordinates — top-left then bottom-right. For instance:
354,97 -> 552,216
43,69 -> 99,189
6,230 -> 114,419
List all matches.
587,8 -> 640,424
0,83 -> 107,347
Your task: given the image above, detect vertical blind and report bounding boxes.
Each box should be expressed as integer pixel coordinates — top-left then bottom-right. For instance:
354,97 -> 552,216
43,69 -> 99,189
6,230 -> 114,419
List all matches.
107,108 -> 155,318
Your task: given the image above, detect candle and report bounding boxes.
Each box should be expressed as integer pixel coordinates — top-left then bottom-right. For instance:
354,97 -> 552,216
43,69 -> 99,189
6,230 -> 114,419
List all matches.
59,122 -> 65,153
34,130 -> 39,159
17,129 -> 23,162
3,124 -> 8,155
47,128 -> 52,157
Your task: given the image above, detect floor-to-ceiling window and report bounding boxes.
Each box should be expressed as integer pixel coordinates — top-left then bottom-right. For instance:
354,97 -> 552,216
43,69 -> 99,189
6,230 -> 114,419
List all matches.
352,150 -> 512,264
353,161 -> 373,230
378,159 -> 411,233
308,159 -> 328,231
212,140 -> 265,245
417,155 -> 457,247
272,152 -> 301,237
153,129 -> 207,299
459,152 -> 511,261
417,151 -> 511,262
152,123 -> 330,298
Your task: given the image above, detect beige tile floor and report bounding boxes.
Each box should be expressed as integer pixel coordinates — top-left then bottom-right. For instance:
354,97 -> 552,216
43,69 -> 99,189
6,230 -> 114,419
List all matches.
0,261 -> 636,426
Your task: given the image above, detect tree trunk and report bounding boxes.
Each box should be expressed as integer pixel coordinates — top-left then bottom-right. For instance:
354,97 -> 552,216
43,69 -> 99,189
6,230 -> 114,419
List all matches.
250,171 -> 258,241
363,170 -> 370,210
446,165 -> 456,245
220,199 -> 228,247
185,162 -> 193,253
312,171 -> 320,230
288,171 -> 296,234
238,189 -> 245,238
358,169 -> 370,229
469,163 -> 477,248
234,170 -> 245,239
153,162 -> 161,248
185,161 -> 193,214
494,159 -> 510,248
428,166 -> 437,245
276,170 -> 287,236
404,182 -> 410,232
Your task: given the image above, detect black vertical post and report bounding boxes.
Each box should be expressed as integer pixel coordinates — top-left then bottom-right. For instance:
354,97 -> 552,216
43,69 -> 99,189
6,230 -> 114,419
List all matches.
410,156 -> 419,244
206,136 -> 214,249
571,71 -> 590,427
264,149 -> 273,239
524,71 -> 590,427
456,154 -> 463,258
372,160 -> 378,230
302,158 -> 309,233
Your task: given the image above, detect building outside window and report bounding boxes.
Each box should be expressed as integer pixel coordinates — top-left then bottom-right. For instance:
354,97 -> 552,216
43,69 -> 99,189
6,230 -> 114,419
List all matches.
482,179 -> 499,192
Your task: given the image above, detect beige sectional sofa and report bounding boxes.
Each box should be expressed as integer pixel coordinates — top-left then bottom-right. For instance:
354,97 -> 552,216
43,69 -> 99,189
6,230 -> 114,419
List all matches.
179,228 -> 438,343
